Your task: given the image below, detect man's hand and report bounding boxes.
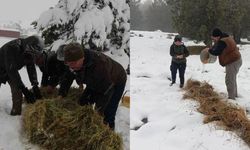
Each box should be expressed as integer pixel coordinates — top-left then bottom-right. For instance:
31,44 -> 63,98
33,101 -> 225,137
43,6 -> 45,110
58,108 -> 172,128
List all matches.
78,84 -> 84,91
78,95 -> 93,106
176,55 -> 184,59
33,85 -> 42,99
22,87 -> 36,103
46,85 -> 55,94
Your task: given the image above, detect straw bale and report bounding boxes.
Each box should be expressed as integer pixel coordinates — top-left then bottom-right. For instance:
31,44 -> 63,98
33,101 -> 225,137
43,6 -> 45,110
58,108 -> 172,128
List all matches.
23,88 -> 123,150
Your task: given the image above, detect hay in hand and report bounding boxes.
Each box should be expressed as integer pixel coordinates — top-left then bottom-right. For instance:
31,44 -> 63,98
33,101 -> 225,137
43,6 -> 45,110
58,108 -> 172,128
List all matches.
186,45 -> 207,55
23,88 -> 123,150
183,79 -> 250,147
121,96 -> 130,108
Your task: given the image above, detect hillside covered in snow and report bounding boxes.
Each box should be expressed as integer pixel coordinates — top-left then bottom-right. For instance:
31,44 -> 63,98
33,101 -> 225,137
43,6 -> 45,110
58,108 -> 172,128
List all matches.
131,30 -> 250,150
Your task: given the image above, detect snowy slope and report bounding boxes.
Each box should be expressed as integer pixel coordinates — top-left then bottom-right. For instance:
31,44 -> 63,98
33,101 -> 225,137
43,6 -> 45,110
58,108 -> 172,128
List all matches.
130,30 -> 250,150
0,37 -> 129,150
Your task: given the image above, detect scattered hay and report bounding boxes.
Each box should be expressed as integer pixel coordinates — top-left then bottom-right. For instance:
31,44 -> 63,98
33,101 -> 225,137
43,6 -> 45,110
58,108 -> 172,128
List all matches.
23,88 -> 123,150
121,96 -> 130,108
40,87 -> 82,100
183,79 -> 250,147
186,45 -> 207,55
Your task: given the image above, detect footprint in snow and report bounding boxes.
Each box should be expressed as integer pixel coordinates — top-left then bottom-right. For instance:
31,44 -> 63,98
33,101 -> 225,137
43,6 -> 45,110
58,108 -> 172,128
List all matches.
132,117 -> 148,131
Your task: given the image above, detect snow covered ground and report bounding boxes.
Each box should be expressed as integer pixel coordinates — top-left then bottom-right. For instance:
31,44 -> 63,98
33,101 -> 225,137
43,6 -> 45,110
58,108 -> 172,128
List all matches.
130,30 -> 250,150
0,37 -> 129,150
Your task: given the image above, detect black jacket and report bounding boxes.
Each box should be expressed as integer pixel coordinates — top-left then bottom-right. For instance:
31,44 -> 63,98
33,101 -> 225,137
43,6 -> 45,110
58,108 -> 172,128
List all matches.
0,39 -> 38,89
39,51 -> 67,87
170,43 -> 189,64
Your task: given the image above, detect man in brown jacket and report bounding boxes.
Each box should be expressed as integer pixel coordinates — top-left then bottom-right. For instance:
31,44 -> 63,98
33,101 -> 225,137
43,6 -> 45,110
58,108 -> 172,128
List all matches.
207,28 -> 242,100
61,42 -> 127,130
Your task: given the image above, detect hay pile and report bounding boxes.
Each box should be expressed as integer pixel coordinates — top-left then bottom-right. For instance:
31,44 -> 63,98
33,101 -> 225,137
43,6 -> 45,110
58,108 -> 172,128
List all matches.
183,79 -> 250,146
23,88 -> 123,150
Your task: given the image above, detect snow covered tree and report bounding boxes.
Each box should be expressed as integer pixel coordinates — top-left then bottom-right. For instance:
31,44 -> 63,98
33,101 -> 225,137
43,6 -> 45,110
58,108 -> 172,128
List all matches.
33,0 -> 130,63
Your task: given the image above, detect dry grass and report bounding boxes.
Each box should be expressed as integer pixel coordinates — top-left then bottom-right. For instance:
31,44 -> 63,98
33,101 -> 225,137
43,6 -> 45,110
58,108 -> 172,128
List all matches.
186,46 -> 207,55
121,96 -> 130,108
183,79 -> 250,146
22,88 -> 123,150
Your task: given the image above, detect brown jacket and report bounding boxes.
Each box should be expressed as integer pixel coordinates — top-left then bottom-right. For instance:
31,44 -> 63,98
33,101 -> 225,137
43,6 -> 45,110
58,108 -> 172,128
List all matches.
59,49 -> 127,112
78,49 -> 127,94
219,37 -> 241,66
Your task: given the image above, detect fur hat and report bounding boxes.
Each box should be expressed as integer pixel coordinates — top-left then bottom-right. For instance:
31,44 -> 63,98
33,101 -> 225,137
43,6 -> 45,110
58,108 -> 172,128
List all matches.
24,35 -> 44,56
64,43 -> 84,62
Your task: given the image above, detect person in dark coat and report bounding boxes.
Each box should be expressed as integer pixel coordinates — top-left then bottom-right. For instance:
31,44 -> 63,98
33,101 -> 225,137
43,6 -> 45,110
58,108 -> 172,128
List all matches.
0,35 -> 44,115
207,28 -> 242,100
61,42 -> 127,130
37,45 -> 83,94
169,35 -> 189,88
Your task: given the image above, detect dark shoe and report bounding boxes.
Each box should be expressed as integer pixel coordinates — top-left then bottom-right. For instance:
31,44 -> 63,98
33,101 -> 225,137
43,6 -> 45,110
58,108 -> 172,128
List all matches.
169,82 -> 175,86
180,84 -> 184,88
228,97 -> 236,100
109,123 -> 115,131
10,109 -> 21,116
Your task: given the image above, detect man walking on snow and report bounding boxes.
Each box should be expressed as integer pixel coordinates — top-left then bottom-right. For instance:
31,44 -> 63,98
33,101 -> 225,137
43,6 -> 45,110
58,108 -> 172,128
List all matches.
207,28 -> 242,100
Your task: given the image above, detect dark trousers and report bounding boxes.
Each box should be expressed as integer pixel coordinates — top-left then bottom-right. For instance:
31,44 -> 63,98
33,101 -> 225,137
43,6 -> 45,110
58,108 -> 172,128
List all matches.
8,80 -> 22,115
170,61 -> 186,85
104,82 -> 126,130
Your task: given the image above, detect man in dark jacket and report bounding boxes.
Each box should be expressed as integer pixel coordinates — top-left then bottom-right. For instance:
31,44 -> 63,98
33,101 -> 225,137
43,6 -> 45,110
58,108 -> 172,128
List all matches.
37,45 -> 82,94
61,42 -> 127,130
207,28 -> 242,100
0,35 -> 44,115
170,35 -> 189,88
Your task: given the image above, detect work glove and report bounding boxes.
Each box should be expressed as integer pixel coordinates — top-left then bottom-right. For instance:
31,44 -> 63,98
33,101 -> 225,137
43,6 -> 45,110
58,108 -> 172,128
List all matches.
46,85 -> 55,94
78,95 -> 92,106
22,87 -> 36,103
78,84 -> 84,91
33,85 -> 42,99
78,89 -> 93,106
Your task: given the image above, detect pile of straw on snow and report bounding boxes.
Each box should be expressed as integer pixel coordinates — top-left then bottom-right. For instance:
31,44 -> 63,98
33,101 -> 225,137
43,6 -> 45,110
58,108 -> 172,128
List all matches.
183,79 -> 250,146
22,88 -> 123,150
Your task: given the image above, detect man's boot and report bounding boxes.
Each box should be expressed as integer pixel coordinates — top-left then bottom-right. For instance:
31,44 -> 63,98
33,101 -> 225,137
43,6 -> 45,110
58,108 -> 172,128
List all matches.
169,82 -> 175,86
